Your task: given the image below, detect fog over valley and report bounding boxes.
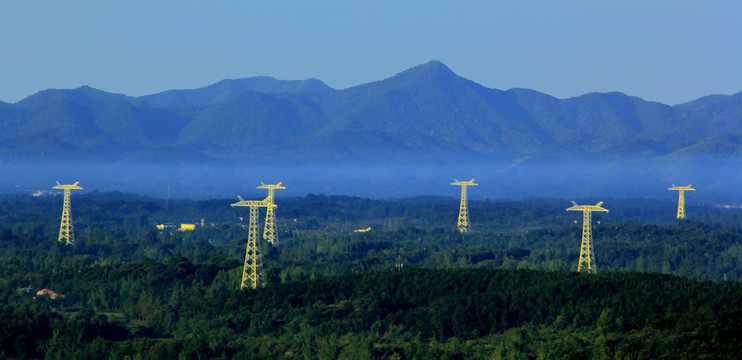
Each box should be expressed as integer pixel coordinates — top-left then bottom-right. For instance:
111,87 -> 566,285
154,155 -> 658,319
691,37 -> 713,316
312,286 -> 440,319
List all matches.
1,157 -> 738,205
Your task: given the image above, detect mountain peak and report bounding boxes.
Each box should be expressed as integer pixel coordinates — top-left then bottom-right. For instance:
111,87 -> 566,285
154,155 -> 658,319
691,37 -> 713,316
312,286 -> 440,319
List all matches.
378,60 -> 464,89
395,60 -> 455,77
415,60 -> 451,70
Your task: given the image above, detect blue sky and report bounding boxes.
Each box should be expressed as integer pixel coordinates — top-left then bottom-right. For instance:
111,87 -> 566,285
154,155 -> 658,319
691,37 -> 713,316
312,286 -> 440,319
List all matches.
2,1 -> 740,105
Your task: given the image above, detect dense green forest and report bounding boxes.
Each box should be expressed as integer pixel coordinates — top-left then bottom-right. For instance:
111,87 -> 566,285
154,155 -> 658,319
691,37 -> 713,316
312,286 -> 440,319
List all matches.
1,192 -> 741,359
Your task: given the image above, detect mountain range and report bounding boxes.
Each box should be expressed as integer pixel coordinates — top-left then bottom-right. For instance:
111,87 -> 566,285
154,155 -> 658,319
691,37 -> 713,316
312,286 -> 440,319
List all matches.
0,61 -> 739,199
3,60 -> 741,165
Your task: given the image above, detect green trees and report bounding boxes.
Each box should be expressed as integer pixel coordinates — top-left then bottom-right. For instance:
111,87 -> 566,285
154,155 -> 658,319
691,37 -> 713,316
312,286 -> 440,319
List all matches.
2,264 -> 742,358
1,192 -> 742,357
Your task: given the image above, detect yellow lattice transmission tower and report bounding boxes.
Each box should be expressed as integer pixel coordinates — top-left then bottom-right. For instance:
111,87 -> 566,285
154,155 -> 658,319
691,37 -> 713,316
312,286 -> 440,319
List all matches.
451,179 -> 478,233
566,201 -> 608,274
257,182 -> 285,246
52,182 -> 82,246
668,184 -> 694,219
231,196 -> 276,289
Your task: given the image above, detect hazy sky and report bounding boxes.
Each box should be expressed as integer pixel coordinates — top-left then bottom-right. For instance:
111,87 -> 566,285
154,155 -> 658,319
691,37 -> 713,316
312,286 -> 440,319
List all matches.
2,1 -> 740,105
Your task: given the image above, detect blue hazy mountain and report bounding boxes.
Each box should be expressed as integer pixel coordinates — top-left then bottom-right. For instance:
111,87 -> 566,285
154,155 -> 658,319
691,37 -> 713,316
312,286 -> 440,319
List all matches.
15,85 -> 132,109
4,61 -> 740,164
1,61 -> 739,199
137,77 -> 332,107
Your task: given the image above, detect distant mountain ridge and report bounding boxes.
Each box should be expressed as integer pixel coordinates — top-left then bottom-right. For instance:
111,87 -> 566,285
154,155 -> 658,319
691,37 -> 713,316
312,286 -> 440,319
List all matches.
1,60 -> 740,165
137,77 -> 332,107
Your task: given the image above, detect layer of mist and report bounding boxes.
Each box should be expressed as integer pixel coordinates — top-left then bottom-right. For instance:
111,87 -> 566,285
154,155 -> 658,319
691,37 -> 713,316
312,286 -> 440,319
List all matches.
0,156 -> 738,204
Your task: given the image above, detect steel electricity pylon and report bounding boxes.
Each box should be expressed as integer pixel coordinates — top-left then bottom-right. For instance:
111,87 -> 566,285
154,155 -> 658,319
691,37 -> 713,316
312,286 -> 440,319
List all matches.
451,179 -> 478,233
668,184 -> 694,219
231,196 -> 276,289
52,182 -> 82,246
566,201 -> 608,274
257,182 -> 285,245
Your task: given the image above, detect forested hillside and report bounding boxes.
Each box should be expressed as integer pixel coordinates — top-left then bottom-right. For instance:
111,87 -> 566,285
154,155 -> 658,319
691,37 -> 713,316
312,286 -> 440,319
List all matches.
3,267 -> 742,359
1,192 -> 741,358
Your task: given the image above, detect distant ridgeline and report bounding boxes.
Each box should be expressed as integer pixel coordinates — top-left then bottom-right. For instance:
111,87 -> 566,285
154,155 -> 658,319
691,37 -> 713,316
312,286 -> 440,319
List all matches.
1,61 -> 740,199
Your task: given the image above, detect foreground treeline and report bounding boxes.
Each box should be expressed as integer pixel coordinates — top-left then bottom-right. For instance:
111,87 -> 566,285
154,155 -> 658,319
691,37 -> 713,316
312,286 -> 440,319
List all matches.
2,267 -> 742,359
